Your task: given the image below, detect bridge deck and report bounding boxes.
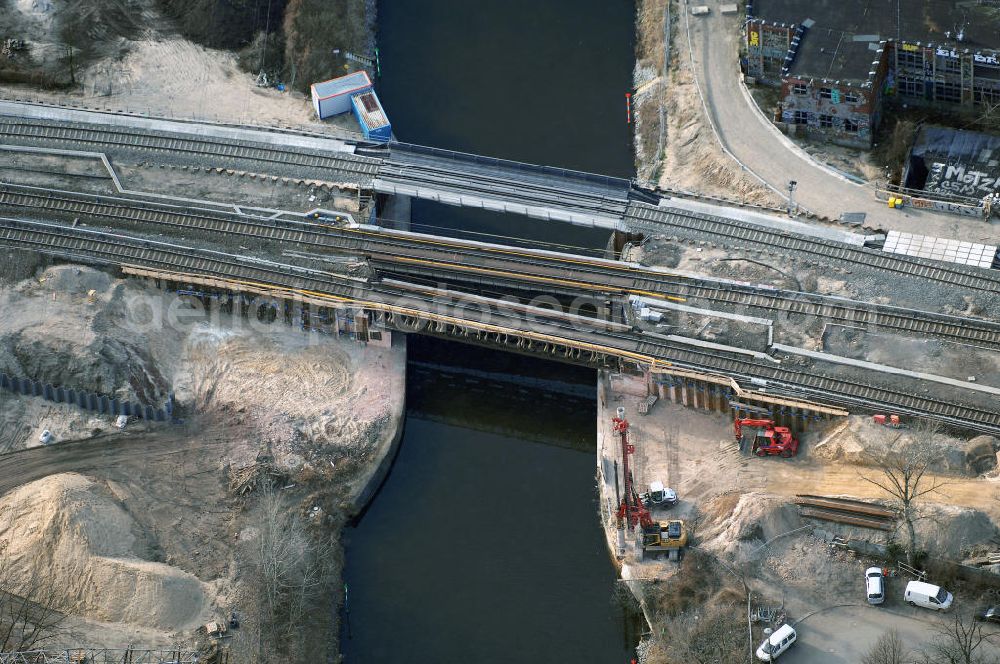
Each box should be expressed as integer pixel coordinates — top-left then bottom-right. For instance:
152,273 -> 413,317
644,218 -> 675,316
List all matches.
376,141 -> 630,228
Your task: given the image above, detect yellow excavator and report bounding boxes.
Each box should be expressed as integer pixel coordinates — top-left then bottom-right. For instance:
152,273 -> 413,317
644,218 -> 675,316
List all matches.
641,519 -> 688,561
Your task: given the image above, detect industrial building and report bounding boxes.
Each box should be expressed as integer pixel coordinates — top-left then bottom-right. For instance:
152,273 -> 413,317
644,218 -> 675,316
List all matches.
310,70 -> 392,141
745,0 -> 1000,147
903,125 -> 1000,199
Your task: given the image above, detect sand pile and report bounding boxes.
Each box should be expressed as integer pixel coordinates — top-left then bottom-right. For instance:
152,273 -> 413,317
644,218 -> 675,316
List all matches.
698,491 -> 802,557
915,504 -> 1000,560
811,416 -> 992,475
0,473 -> 211,632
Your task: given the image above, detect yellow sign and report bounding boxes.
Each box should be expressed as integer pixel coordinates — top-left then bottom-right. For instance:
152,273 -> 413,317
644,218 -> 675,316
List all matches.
901,43 -> 918,52
749,30 -> 759,47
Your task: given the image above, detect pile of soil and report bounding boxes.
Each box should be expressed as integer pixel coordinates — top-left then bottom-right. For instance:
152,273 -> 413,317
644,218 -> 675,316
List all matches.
0,472 -> 212,632
0,265 -> 173,404
811,417 -> 997,476
0,265 -> 403,464
698,491 -> 803,558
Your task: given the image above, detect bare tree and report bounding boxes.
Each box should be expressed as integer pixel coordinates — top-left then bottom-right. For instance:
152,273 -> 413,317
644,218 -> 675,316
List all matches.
920,614 -> 999,664
863,629 -> 907,664
860,423 -> 946,565
234,485 -> 340,664
0,545 -> 65,651
650,604 -> 747,664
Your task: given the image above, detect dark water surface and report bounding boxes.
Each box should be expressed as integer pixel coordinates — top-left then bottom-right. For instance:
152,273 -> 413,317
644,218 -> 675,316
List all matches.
342,1 -> 637,661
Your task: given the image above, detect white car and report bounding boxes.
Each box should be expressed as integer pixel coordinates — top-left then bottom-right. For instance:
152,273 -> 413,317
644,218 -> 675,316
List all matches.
756,623 -> 796,661
865,567 -> 885,605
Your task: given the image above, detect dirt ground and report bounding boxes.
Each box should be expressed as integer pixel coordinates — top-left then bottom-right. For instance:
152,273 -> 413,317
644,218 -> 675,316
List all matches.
0,0 -> 364,133
601,375 -> 1000,661
0,265 -> 406,652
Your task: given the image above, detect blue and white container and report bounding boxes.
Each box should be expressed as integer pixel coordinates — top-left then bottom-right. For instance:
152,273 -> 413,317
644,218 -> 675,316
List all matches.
351,89 -> 392,141
310,71 -> 373,119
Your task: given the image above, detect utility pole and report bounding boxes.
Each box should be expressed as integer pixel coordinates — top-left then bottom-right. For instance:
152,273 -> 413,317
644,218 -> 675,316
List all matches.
786,180 -> 798,216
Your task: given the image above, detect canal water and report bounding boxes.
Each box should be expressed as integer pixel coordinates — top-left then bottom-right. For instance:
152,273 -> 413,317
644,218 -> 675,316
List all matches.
341,1 -> 638,661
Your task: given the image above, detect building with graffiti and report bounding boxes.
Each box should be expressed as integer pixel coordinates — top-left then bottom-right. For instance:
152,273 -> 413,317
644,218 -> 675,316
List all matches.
904,125 -> 1000,199
744,0 -> 1000,148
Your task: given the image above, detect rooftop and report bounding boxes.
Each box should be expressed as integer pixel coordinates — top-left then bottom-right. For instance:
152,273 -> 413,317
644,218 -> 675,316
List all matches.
352,91 -> 390,129
754,0 -> 1000,81
905,125 -> 1000,198
311,71 -> 372,100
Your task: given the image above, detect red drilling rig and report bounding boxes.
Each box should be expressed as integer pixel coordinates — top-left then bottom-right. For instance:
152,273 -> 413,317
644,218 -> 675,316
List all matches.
613,409 -> 689,561
614,412 -> 654,530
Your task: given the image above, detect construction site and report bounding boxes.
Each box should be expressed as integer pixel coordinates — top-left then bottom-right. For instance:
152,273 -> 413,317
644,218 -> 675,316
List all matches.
0,0 -> 1000,663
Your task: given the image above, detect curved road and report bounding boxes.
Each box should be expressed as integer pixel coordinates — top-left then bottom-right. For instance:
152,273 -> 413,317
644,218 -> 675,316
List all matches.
684,2 -> 1000,244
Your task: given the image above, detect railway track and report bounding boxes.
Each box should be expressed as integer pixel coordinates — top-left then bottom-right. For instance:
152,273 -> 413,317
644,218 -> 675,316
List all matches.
373,242 -> 1000,352
0,119 -> 382,183
3,218 -> 1000,434
4,182 -> 1000,354
795,495 -> 896,531
635,336 -> 1000,433
642,279 -> 1000,352
628,202 -> 1000,292
377,160 -> 629,219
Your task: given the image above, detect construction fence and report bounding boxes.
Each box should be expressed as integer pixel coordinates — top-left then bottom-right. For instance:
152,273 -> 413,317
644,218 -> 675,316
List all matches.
0,373 -> 173,423
0,649 -> 205,664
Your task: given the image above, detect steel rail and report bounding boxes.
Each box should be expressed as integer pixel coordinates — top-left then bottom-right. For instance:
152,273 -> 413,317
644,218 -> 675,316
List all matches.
377,161 -> 629,215
2,218 -> 999,434
0,119 -> 381,180
3,183 -> 1000,353
628,202 -> 1000,291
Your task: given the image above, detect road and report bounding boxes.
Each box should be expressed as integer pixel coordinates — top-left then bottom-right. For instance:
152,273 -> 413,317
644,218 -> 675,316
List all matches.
682,1 -> 1000,244
0,422 -> 229,496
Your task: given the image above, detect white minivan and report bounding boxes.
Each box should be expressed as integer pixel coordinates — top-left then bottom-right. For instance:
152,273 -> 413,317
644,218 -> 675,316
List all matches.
756,623 -> 797,661
904,580 -> 953,611
866,567 -> 885,605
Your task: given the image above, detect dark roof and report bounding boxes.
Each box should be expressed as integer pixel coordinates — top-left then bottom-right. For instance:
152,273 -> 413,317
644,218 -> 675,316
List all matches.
754,0 -> 1000,81
910,125 -> 1000,164
791,28 -> 884,84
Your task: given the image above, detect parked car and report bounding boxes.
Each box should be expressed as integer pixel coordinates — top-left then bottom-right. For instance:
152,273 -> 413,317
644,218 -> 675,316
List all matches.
976,606 -> 1000,623
756,623 -> 797,661
904,580 -> 953,611
865,567 -> 885,605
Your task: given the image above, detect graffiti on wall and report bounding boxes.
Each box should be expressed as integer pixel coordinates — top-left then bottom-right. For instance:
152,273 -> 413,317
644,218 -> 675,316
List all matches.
906,195 -> 983,217
926,161 -> 1000,197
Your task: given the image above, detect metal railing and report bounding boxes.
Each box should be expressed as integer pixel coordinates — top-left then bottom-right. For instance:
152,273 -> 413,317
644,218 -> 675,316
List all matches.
0,649 -> 204,664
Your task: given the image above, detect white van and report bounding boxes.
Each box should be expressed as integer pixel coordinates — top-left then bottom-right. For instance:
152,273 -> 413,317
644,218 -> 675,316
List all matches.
905,580 -> 953,611
756,623 -> 797,661
865,567 -> 885,605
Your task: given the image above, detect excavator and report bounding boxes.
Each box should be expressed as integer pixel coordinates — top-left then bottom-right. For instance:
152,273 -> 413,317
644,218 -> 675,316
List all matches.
734,418 -> 799,458
613,409 -> 687,561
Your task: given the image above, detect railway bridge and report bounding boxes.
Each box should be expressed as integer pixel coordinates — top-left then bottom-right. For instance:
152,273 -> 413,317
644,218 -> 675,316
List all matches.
0,101 -> 999,434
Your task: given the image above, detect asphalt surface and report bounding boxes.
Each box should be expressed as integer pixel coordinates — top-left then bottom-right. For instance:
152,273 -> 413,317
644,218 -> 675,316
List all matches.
683,2 -> 997,240
783,602 -> 1000,663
